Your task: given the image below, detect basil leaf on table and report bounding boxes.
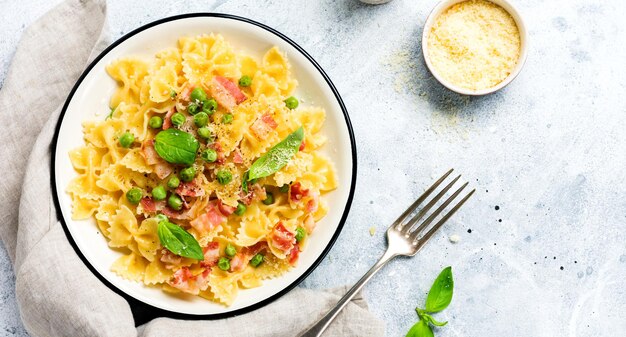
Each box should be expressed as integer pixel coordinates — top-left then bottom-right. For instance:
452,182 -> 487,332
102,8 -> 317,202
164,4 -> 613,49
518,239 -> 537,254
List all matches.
425,266 -> 454,312
154,129 -> 199,166
157,221 -> 204,260
247,126 -> 304,181
406,320 -> 433,337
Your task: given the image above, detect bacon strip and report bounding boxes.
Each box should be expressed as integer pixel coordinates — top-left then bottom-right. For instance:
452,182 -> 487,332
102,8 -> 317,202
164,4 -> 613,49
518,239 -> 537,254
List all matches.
289,182 -> 309,202
200,242 -> 220,268
230,253 -> 247,272
305,192 -> 319,213
175,180 -> 205,198
250,113 -> 278,140
141,140 -> 173,179
169,265 -> 210,295
189,201 -> 227,234
288,243 -> 300,266
210,76 -> 246,111
232,148 -> 244,164
141,140 -> 160,165
154,162 -> 173,179
270,222 -> 296,253
140,197 -> 166,213
229,242 -> 268,272
163,108 -> 175,130
217,199 -> 236,216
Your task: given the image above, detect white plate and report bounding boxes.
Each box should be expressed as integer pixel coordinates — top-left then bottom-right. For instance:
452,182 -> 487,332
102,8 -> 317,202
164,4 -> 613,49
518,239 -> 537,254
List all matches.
51,13 -> 356,318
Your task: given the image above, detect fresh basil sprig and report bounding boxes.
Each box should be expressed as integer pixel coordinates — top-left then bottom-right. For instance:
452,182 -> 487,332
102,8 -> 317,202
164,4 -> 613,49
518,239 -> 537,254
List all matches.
157,220 -> 204,260
406,266 -> 454,337
247,126 -> 304,181
154,129 -> 199,166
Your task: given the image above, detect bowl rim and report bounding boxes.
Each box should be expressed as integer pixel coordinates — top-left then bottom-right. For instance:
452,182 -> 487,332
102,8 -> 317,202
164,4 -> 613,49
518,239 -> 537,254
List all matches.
49,12 -> 357,322
421,0 -> 529,96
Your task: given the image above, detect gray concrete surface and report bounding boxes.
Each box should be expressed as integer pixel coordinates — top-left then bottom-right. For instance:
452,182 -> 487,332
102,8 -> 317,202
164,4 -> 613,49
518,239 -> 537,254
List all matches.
2,0 -> 625,336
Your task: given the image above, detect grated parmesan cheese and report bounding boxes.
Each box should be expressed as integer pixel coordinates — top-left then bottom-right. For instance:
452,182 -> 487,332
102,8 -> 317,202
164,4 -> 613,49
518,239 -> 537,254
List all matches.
427,0 -> 521,91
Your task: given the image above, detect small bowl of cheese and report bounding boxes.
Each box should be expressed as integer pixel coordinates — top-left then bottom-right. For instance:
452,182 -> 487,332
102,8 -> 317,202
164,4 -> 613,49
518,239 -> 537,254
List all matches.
422,0 -> 528,95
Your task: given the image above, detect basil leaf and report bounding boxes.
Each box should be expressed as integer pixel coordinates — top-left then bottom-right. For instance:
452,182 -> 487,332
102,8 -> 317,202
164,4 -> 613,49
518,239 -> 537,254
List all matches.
425,266 -> 454,313
406,320 -> 433,337
248,126 -> 304,181
157,221 -> 204,260
154,129 -> 199,166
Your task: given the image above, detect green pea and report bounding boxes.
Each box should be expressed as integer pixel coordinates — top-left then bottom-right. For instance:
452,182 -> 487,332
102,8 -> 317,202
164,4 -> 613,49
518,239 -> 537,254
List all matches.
284,96 -> 299,109
262,192 -> 274,205
155,214 -> 168,223
238,75 -> 252,87
201,149 -> 218,163
119,132 -> 135,148
167,175 -> 180,189
126,187 -> 142,204
250,253 -> 264,267
216,170 -> 232,185
149,116 -> 163,129
187,103 -> 199,115
217,257 -> 230,271
152,185 -> 167,201
194,112 -> 208,127
222,113 -> 234,124
180,167 -> 196,182
225,244 -> 237,257
190,87 -> 208,104
170,90 -> 177,98
167,194 -> 183,210
234,202 -> 246,216
171,112 -> 185,126
203,98 -> 217,112
201,104 -> 214,116
295,226 -> 306,242
197,127 -> 213,140
279,184 -> 290,193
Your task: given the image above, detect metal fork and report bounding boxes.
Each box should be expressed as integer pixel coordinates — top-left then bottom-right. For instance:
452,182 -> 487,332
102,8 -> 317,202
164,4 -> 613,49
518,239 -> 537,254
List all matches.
297,169 -> 475,337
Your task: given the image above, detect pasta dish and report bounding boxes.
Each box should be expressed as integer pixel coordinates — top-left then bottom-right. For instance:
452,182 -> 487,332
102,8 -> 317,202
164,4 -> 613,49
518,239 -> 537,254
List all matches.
67,33 -> 337,305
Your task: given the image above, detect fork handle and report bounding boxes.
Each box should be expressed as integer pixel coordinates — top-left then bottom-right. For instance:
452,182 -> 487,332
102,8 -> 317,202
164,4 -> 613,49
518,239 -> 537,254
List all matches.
297,249 -> 397,337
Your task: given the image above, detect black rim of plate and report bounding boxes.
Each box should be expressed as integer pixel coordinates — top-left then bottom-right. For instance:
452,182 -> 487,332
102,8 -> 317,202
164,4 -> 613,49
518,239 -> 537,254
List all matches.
50,13 -> 357,321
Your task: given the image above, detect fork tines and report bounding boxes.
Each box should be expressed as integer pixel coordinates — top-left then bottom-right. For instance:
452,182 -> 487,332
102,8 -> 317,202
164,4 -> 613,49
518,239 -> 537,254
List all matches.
394,169 -> 475,246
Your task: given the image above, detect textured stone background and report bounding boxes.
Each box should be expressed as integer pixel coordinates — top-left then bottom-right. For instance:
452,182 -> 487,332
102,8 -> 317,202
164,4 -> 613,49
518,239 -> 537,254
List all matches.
2,0 -> 626,336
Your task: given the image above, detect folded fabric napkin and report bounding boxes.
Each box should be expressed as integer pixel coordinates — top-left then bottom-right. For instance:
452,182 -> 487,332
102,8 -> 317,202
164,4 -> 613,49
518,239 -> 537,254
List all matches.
0,0 -> 384,336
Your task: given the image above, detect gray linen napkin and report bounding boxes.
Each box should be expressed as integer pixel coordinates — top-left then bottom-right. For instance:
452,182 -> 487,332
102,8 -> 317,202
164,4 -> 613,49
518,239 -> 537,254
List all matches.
0,0 -> 384,336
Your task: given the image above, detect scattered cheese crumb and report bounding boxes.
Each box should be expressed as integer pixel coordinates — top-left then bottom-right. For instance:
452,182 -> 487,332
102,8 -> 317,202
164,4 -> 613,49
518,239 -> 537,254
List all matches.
427,0 -> 521,91
369,226 -> 376,236
449,234 -> 461,243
